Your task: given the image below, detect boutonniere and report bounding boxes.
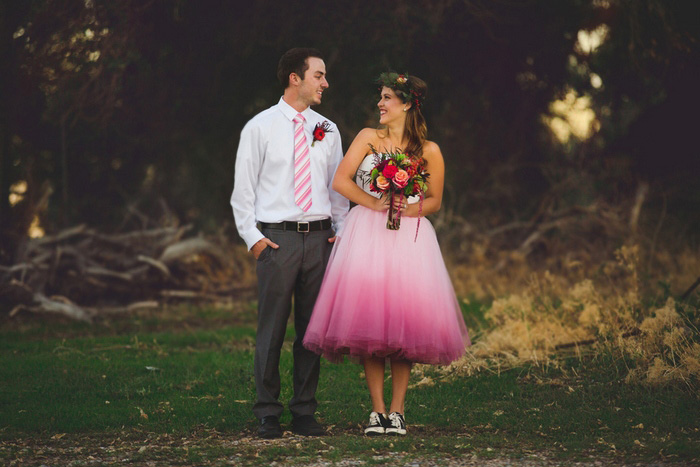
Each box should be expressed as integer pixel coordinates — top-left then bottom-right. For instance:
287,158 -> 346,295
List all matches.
312,121 -> 333,146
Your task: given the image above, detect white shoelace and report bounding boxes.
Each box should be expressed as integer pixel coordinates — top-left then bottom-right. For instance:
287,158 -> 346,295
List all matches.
389,412 -> 405,428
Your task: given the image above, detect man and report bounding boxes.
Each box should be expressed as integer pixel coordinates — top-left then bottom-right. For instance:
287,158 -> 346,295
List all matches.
231,48 -> 348,439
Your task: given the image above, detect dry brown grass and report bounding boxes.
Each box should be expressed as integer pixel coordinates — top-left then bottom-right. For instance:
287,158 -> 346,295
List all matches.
437,241 -> 700,390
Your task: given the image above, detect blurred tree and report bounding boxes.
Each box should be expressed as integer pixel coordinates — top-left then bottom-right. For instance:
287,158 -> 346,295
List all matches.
0,1 -> 33,259
1,0 -> 697,261
569,0 -> 700,233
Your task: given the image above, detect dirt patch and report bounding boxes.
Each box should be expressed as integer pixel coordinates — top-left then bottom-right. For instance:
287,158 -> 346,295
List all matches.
0,430 -> 688,467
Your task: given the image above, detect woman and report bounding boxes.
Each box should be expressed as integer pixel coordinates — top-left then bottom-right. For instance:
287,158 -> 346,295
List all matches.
303,72 -> 470,436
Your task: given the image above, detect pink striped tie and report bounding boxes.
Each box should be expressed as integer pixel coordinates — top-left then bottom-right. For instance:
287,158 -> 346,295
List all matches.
293,113 -> 312,212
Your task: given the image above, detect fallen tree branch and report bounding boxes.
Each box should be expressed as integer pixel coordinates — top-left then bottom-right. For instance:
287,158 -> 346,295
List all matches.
555,328 -> 641,350
32,293 -> 94,322
159,237 -> 224,264
681,277 -> 700,301
1,225 -> 257,320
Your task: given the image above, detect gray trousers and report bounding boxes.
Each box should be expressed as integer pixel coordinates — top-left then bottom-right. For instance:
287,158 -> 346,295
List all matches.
253,226 -> 333,420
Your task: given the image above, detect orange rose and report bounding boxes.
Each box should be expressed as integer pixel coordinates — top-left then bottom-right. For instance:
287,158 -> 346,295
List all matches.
393,169 -> 409,188
376,175 -> 390,191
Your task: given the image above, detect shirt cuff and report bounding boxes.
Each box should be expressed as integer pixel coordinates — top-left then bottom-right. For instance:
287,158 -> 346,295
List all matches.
242,228 -> 265,251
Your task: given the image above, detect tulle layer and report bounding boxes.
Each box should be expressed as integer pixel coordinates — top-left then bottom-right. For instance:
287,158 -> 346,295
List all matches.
303,205 -> 470,365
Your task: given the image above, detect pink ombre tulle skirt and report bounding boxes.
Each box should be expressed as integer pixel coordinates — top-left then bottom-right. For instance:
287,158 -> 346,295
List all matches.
303,205 -> 470,365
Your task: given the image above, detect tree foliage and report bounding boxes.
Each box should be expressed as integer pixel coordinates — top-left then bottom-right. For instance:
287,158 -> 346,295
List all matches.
1,0 -> 698,261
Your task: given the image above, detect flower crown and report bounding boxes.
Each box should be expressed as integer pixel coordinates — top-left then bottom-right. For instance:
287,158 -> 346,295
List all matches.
377,72 -> 425,110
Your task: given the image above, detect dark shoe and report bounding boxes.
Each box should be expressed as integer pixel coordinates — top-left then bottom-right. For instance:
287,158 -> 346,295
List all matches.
386,412 -> 407,435
258,415 -> 283,439
291,415 -> 325,436
364,411 -> 390,436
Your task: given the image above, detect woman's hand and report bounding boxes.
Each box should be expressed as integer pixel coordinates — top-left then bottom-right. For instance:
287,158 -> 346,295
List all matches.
370,194 -> 391,212
391,193 -> 407,212
391,193 -> 421,217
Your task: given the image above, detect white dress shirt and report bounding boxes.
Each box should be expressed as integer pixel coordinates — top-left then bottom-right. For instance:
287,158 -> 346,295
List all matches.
231,97 -> 349,249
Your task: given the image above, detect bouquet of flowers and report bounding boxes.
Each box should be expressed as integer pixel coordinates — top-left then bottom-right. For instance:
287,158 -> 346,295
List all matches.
365,144 -> 429,232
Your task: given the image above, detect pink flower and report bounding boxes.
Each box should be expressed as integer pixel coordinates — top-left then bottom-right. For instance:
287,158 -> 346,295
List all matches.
376,175 -> 390,191
393,169 -> 409,188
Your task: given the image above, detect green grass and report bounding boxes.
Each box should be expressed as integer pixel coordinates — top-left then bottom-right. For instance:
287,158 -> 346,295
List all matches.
1,304 -> 699,465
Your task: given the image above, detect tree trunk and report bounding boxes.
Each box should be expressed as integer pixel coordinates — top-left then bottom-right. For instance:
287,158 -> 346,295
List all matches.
0,2 -> 32,262
0,2 -> 13,241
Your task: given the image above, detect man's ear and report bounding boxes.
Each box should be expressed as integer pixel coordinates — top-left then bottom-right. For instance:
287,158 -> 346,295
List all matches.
289,72 -> 301,87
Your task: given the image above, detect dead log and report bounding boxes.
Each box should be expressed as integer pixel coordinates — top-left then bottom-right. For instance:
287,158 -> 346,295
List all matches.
1,224 -> 256,320
95,300 -> 160,314
1,280 -> 93,322
32,293 -> 94,322
84,266 -> 135,282
159,237 -> 224,264
136,255 -> 171,276
554,328 -> 641,350
681,277 -> 700,301
31,224 -> 88,248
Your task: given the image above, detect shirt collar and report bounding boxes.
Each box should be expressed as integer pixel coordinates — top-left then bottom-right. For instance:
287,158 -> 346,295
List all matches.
278,96 -> 312,122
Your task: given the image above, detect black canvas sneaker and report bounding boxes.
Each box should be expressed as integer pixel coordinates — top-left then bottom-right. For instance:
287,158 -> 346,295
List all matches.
386,411 -> 407,435
363,411 -> 389,436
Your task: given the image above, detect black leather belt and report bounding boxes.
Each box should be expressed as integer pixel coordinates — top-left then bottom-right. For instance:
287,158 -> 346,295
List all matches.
260,218 -> 331,233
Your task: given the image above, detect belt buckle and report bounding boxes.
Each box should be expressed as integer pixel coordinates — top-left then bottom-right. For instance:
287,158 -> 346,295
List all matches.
297,222 -> 310,233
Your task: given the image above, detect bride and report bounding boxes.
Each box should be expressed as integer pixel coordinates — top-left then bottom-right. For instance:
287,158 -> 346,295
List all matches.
303,72 -> 470,436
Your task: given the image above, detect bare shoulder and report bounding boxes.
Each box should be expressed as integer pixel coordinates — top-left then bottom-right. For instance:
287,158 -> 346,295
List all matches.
350,128 -> 386,151
354,127 -> 379,142
422,140 -> 443,162
359,127 -> 388,143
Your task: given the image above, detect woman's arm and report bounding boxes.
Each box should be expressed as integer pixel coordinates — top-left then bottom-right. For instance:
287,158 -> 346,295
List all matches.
332,128 -> 389,211
401,141 -> 444,217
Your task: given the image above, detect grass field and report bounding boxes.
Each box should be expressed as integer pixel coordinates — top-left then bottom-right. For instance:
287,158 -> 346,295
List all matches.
1,303 -> 699,466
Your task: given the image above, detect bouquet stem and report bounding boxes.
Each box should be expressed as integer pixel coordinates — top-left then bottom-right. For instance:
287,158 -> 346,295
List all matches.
386,191 -> 402,230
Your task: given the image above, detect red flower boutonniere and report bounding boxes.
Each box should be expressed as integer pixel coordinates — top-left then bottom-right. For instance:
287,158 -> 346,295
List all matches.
312,121 -> 333,146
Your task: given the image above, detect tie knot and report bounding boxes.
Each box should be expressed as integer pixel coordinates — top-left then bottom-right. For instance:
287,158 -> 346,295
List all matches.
293,113 -> 305,124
